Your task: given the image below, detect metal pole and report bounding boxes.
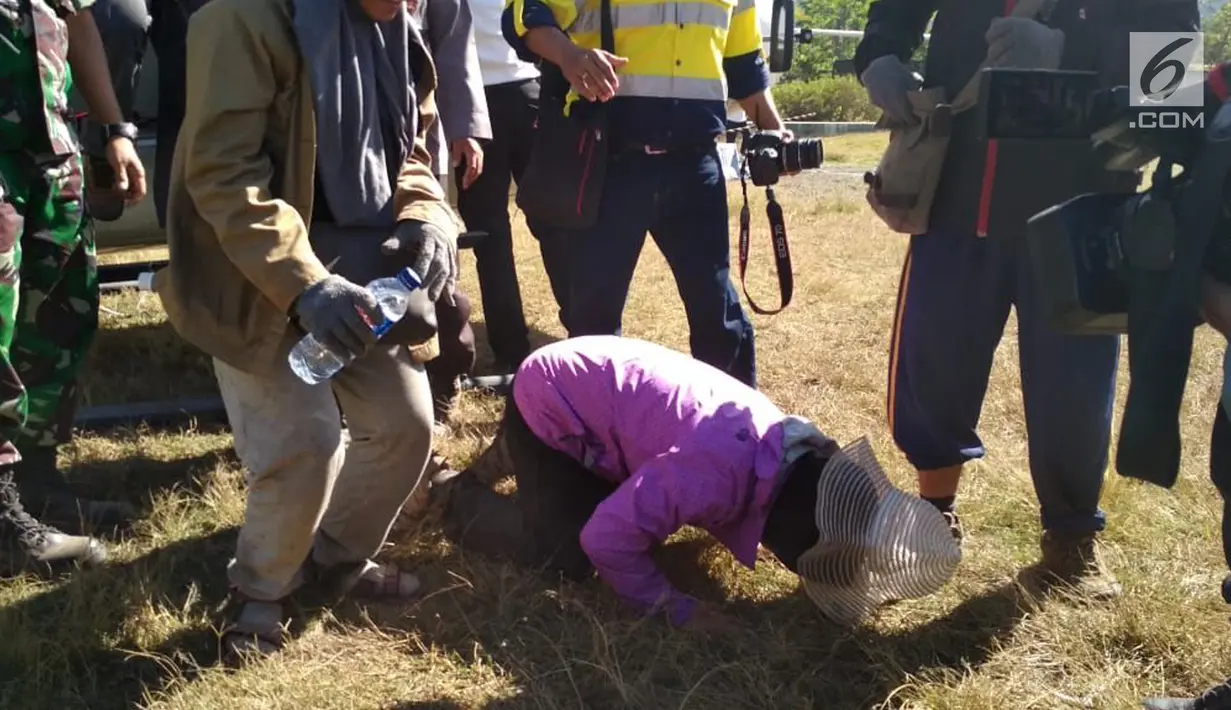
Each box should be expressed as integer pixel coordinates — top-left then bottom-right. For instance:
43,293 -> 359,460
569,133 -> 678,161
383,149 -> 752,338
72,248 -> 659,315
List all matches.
76,397 -> 229,430
75,377 -> 515,430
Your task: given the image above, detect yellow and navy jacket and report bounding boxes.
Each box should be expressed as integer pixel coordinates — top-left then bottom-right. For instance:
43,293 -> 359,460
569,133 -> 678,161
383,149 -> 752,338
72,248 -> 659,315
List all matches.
502,0 -> 770,150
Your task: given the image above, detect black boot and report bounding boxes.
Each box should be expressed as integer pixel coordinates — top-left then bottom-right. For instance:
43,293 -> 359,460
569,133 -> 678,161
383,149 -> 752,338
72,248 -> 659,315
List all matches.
13,448 -> 135,530
0,467 -> 106,568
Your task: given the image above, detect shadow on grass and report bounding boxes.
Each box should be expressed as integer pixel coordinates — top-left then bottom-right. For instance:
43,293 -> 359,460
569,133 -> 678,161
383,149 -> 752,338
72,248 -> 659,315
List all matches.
60,429 -> 238,527
354,522 -> 1036,710
0,527 -> 238,709
80,321 -> 217,406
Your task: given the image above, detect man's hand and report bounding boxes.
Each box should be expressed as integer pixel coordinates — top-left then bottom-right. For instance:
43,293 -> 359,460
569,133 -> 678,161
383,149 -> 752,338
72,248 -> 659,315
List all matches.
860,55 -> 923,125
985,18 -> 1065,70
105,136 -> 147,205
381,219 -> 458,304
777,129 -> 800,176
560,45 -> 628,103
452,138 -> 484,190
293,275 -> 385,359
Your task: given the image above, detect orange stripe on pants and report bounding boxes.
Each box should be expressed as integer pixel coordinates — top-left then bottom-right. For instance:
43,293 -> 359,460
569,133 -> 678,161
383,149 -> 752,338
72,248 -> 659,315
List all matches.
887,246 -> 914,432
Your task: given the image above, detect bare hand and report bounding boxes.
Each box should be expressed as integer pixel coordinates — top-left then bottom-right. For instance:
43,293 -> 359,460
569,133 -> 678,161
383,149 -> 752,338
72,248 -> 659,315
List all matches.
105,137 -> 146,205
778,129 -> 800,176
452,138 -> 484,190
560,46 -> 628,103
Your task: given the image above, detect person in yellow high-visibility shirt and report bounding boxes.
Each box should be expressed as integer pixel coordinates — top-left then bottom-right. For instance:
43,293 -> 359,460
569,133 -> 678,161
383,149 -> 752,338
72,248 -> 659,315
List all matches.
502,0 -> 789,388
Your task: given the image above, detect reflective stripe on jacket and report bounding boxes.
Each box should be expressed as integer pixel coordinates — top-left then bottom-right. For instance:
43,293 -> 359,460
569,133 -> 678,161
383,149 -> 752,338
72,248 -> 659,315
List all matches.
503,0 -> 769,148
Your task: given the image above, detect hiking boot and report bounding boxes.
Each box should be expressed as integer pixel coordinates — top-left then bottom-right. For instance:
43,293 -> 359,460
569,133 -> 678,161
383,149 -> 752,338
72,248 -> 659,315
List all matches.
1143,677 -> 1231,709
0,468 -> 106,568
1034,530 -> 1122,600
13,448 -> 135,530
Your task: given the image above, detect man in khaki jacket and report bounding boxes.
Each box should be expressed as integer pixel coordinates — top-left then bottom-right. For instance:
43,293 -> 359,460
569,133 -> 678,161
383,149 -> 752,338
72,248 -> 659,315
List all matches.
154,0 -> 457,660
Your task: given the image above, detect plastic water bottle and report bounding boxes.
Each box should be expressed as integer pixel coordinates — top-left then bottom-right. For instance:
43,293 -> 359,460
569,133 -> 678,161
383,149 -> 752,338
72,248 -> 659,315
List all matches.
288,267 -> 422,385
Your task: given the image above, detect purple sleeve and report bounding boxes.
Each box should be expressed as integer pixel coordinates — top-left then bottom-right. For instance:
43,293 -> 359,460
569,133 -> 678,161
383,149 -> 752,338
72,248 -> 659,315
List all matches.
579,455 -> 734,626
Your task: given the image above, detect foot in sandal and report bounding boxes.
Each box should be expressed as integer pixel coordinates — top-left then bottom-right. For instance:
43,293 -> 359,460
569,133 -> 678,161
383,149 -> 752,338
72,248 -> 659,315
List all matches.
312,559 -> 422,601
220,593 -> 290,665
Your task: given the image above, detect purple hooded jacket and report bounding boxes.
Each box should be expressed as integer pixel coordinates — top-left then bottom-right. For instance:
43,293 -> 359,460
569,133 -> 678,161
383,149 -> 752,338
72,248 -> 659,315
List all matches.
513,336 -> 832,625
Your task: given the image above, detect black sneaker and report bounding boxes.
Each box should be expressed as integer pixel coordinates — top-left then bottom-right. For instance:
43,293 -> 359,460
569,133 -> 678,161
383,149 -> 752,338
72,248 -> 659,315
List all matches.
1143,677 -> 1231,709
0,469 -> 106,568
944,511 -> 964,542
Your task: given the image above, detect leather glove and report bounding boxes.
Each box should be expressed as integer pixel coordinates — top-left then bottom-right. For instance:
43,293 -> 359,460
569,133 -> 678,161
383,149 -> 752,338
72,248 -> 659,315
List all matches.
985,18 -> 1065,70
381,219 -> 458,304
292,274 -> 384,359
860,55 -> 923,125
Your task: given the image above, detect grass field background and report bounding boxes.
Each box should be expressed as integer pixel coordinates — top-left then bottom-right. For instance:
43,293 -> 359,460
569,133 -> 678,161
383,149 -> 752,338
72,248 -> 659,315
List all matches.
4,131 -> 1231,709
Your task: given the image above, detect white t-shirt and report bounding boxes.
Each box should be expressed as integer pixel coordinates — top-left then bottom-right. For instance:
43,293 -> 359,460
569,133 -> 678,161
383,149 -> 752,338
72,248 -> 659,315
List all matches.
470,0 -> 540,86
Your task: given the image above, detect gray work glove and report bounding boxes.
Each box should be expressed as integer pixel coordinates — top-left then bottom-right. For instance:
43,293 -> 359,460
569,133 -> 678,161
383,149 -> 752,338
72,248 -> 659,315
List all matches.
381,219 -> 458,304
293,274 -> 384,358
985,18 -> 1065,70
860,55 -> 923,124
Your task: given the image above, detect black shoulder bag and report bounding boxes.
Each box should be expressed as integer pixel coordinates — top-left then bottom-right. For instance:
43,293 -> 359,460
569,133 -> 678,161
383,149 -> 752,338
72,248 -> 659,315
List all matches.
514,0 -> 613,229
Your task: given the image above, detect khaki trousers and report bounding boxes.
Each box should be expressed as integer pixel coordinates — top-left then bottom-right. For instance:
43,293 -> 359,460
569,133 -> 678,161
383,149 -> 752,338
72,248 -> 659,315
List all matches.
214,344 -> 434,601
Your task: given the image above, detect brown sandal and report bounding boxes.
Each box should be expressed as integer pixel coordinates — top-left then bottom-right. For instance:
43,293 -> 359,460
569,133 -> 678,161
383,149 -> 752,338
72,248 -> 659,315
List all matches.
314,559 -> 422,601
219,593 -> 289,665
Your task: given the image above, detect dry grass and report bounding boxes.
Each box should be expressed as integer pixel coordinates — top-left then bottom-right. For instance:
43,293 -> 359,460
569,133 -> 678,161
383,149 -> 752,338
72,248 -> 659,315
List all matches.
821,131 -> 890,166
2,139 -> 1229,710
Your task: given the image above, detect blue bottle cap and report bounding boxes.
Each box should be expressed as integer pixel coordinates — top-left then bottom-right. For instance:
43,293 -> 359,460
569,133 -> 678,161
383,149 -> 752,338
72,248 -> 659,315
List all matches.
397,267 -> 422,291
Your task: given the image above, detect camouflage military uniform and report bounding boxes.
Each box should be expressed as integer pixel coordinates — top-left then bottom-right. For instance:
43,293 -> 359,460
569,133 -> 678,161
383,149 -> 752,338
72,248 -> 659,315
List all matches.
0,0 -> 100,465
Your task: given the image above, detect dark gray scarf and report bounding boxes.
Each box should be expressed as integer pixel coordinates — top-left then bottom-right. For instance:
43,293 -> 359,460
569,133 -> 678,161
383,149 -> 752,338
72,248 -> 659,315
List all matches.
292,0 -> 418,227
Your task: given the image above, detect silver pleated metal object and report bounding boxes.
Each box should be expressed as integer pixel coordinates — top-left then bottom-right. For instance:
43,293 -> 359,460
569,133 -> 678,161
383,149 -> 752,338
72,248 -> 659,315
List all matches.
797,437 -> 962,626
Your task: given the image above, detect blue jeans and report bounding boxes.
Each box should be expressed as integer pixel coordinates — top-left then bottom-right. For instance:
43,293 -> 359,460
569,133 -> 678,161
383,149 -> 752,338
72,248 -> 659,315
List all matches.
887,229 -> 1120,534
564,148 -> 756,387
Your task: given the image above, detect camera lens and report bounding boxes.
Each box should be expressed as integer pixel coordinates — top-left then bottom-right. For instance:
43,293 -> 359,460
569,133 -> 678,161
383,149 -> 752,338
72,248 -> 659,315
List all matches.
780,138 -> 824,173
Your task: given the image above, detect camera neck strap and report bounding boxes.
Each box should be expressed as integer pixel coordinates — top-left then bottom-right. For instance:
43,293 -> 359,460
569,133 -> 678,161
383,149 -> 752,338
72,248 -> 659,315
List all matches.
736,169 -> 793,315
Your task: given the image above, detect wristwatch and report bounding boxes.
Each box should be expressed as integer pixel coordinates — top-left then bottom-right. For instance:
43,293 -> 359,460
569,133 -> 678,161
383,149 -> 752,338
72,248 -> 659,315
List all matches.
104,122 -> 139,142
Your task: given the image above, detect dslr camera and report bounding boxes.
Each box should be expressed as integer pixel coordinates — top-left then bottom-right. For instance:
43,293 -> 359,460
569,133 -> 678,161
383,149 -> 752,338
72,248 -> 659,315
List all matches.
739,128 -> 825,186
978,65 -> 1231,489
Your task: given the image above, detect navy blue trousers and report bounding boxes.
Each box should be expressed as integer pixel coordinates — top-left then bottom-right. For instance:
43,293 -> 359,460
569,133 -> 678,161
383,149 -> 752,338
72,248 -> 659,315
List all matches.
564,148 -> 756,387
1210,396 -> 1231,601
888,229 -> 1120,534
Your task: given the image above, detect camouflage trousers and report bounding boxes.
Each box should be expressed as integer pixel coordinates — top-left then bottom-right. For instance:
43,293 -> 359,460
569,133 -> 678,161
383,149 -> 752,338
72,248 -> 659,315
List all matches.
0,151 -> 98,466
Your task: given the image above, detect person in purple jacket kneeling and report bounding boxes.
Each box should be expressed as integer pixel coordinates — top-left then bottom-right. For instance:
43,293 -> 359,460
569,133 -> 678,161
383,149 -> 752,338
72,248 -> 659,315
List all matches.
430,336 -> 963,628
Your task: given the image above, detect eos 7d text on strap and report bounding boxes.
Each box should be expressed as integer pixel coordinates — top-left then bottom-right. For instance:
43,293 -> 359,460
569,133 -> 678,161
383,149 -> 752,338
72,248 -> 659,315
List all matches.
736,157 -> 794,315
